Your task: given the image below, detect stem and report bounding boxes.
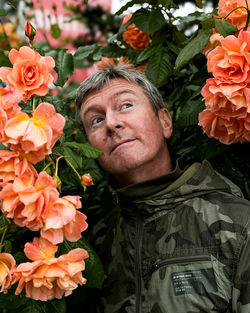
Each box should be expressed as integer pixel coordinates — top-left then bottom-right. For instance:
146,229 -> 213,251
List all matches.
0,226 -> 8,253
32,96 -> 36,112
55,156 -> 64,176
245,0 -> 250,28
58,154 -> 82,181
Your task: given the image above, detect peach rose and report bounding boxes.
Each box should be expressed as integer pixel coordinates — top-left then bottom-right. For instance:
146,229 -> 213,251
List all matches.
0,23 -> 21,49
122,14 -> 150,50
0,253 -> 16,293
199,108 -> 245,144
218,0 -> 249,30
2,102 -> 65,164
0,46 -> 55,100
0,84 -> 23,119
207,28 -> 250,84
96,56 -> 146,72
201,78 -> 250,116
0,171 -> 59,230
202,29 -> 223,57
0,150 -> 37,191
41,195 -> 88,244
13,237 -> 88,301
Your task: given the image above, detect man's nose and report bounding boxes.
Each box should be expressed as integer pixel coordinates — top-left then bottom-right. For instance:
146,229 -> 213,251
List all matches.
105,111 -> 123,133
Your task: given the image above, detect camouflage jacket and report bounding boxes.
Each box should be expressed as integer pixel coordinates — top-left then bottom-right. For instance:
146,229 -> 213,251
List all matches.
90,160 -> 250,313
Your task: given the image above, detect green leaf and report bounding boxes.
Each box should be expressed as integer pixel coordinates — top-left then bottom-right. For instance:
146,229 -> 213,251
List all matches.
214,18 -> 238,37
64,142 -> 103,159
115,0 -> 145,16
44,298 -> 66,313
0,143 -> 7,150
0,9 -> 6,16
195,0 -> 203,9
51,23 -> 61,39
132,8 -> 166,34
146,47 -> 172,87
19,299 -> 44,313
58,238 -> 104,288
74,44 -> 97,60
176,100 -> 205,127
100,45 -> 125,58
63,146 -> 83,169
54,49 -> 74,87
175,28 -> 211,70
136,44 -> 160,63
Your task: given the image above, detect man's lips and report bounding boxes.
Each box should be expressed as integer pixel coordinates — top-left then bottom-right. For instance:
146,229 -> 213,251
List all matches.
111,139 -> 135,153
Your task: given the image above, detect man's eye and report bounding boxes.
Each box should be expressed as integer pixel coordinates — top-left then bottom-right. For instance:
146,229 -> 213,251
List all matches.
92,117 -> 104,125
121,103 -> 132,110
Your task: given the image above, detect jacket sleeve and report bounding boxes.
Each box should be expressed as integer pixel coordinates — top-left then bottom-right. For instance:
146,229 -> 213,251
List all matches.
232,220 -> 250,312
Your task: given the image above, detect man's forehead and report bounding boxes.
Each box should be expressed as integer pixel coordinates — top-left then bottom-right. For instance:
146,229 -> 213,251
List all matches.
81,78 -> 144,107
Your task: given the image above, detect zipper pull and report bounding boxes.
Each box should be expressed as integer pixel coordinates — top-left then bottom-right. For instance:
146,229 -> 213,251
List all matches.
149,263 -> 159,275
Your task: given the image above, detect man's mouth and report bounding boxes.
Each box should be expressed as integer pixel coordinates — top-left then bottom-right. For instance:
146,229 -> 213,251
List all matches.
111,139 -> 135,153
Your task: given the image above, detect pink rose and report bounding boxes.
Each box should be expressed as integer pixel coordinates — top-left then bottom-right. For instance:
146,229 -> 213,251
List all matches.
2,102 -> 65,164
0,253 -> 16,293
13,237 -> 88,301
207,29 -> 250,84
218,0 -> 249,30
0,46 -> 55,100
0,84 -> 23,119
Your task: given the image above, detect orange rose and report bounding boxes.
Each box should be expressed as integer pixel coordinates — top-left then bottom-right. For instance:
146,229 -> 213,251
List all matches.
0,23 -> 21,49
96,56 -> 146,72
202,29 -> 223,57
2,102 -> 65,164
0,46 -> 55,100
0,171 -> 59,230
41,195 -> 88,244
0,253 -> 16,293
122,14 -> 150,50
207,29 -> 250,84
201,78 -> 250,116
13,237 -> 88,301
0,84 -> 23,119
199,108 -> 245,144
218,0 -> 249,29
0,150 -> 37,191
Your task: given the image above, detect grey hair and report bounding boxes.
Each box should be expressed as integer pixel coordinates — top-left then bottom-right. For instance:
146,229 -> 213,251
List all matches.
75,65 -> 165,124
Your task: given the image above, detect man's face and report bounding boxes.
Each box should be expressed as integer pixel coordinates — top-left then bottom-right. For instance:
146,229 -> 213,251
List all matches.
80,79 -> 172,184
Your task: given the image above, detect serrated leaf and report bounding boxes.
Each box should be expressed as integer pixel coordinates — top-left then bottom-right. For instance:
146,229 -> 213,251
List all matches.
51,23 -> 61,39
58,238 -> 104,288
146,47 -> 172,87
54,49 -> 74,87
0,9 -> 6,16
175,28 -> 211,70
74,44 -> 97,60
132,8 -> 166,34
176,100 -> 205,127
63,146 -> 83,169
195,0 -> 203,9
64,142 -> 103,159
214,18 -> 238,37
136,44 -> 160,63
115,0 -> 145,16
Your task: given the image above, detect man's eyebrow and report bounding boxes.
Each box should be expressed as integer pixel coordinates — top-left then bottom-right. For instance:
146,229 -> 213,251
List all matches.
82,89 -> 138,121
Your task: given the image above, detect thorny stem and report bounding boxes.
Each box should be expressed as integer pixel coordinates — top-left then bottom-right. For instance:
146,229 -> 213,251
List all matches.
58,154 -> 82,181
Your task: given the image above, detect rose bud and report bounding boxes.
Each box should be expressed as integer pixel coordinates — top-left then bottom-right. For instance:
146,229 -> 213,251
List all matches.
81,173 -> 93,187
25,21 -> 36,41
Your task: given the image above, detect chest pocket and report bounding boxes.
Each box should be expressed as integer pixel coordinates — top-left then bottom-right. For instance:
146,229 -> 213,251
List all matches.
144,253 -> 231,313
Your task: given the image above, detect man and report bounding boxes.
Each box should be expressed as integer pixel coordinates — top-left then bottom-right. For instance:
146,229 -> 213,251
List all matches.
76,65 -> 250,313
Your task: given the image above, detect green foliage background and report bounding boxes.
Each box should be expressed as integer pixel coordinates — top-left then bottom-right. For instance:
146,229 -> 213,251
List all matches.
0,0 -> 249,312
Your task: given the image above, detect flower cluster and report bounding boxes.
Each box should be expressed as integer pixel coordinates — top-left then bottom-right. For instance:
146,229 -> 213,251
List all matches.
199,2 -> 250,144
0,28 -> 89,300
122,14 -> 150,50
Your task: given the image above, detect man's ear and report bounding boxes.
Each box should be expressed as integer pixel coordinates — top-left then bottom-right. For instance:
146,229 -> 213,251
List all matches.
158,108 -> 172,139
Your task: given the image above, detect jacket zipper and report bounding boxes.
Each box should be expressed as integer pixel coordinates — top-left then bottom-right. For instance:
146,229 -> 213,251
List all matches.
135,213 -> 143,313
149,255 -> 211,274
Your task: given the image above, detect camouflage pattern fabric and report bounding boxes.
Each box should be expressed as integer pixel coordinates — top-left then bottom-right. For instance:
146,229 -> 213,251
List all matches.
90,160 -> 250,313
